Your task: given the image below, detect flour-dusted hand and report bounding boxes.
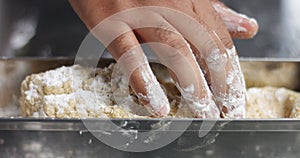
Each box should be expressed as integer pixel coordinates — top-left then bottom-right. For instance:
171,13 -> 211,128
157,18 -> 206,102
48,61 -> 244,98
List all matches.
69,0 -> 258,118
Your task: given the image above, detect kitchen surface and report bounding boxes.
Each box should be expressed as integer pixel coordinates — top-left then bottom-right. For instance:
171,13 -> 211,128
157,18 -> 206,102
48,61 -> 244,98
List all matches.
1,0 -> 300,158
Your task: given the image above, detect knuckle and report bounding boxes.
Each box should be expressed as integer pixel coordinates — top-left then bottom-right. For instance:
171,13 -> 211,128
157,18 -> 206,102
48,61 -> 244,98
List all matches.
154,22 -> 179,42
168,51 -> 185,61
211,14 -> 234,48
220,36 -> 233,48
168,39 -> 188,54
157,21 -> 176,33
154,28 -> 191,60
154,28 -> 173,42
195,6 -> 233,48
165,40 -> 190,61
111,33 -> 135,55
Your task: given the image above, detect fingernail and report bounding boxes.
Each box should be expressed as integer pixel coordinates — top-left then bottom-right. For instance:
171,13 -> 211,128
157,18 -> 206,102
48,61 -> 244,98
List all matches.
156,104 -> 171,117
144,102 -> 170,117
249,18 -> 258,26
142,83 -> 170,117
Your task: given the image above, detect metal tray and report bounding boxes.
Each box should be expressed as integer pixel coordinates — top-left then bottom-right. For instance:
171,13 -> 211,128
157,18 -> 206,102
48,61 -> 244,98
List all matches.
1,58 -> 300,158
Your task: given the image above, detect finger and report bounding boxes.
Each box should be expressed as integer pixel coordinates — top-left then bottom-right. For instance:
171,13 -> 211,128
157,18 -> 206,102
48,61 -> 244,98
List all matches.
154,2 -> 236,117
69,3 -> 171,117
211,0 -> 259,39
107,30 -> 170,117
191,0 -> 246,118
134,19 -> 220,118
151,4 -> 243,118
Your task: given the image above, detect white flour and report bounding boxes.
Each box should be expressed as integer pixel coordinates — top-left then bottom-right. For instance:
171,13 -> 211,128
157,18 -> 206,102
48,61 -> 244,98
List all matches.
213,3 -> 257,33
206,49 -> 227,72
140,64 -> 170,116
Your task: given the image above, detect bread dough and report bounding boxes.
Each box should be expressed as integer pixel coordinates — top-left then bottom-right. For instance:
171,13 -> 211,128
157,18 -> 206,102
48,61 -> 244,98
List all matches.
19,64 -> 178,118
19,64 -> 136,118
246,87 -> 300,118
19,64 -> 300,119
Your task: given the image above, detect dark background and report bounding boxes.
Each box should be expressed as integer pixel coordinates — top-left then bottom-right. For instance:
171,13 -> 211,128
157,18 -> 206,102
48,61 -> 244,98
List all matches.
0,0 -> 298,58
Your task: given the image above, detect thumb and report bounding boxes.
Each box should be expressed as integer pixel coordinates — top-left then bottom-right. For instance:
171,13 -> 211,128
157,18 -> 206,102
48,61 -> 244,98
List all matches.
211,0 -> 259,39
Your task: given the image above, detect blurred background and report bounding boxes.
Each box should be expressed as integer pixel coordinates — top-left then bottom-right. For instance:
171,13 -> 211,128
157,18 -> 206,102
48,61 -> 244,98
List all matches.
0,0 -> 299,58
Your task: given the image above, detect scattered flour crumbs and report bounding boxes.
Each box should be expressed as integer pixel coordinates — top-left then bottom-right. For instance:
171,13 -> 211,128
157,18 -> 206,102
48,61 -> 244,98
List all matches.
19,64 -> 300,119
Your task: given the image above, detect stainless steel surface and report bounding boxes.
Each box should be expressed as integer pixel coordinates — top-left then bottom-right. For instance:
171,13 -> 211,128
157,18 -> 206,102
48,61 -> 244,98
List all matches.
1,58 -> 300,158
1,119 -> 300,158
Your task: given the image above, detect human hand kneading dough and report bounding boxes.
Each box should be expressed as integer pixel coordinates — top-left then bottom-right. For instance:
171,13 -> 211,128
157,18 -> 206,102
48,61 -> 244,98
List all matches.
69,0 -> 258,118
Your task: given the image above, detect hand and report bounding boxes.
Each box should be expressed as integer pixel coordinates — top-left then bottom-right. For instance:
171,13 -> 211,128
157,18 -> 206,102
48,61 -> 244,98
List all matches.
69,0 -> 258,118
